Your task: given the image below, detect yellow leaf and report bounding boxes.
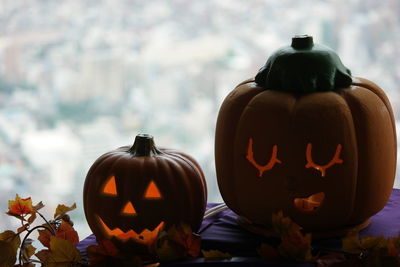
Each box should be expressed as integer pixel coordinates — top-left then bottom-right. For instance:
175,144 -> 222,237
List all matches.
7,194 -> 33,216
202,249 -> 232,260
43,236 -> 81,267
342,231 -> 362,254
54,203 -> 77,219
0,230 -> 21,267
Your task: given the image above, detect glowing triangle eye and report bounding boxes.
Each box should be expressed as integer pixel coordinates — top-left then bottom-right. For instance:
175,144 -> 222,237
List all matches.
122,201 -> 136,215
103,176 -> 117,196
144,180 -> 162,199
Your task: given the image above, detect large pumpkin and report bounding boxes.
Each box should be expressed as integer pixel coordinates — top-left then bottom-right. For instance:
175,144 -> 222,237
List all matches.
215,35 -> 396,235
83,134 -> 207,253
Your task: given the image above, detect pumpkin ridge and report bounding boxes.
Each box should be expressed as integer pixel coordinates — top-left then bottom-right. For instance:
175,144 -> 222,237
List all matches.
215,83 -> 263,214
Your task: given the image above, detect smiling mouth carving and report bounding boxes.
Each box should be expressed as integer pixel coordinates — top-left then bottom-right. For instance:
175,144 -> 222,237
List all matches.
294,192 -> 325,212
97,216 -> 165,243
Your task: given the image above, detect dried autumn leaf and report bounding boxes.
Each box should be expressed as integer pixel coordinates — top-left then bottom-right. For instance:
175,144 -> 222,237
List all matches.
38,228 -> 52,248
0,230 -> 21,267
155,224 -> 201,262
43,236 -> 81,267
21,243 -> 36,263
17,224 -> 29,234
386,239 -> 399,258
257,243 -> 280,260
342,231 -> 362,254
87,239 -> 121,264
56,221 -> 79,245
272,211 -> 302,236
33,201 -> 45,212
35,249 -> 50,262
27,212 -> 37,224
279,231 -> 314,262
53,203 -> 76,219
162,224 -> 201,258
202,249 -> 232,260
156,236 -> 186,262
360,235 -> 387,251
7,194 -> 33,216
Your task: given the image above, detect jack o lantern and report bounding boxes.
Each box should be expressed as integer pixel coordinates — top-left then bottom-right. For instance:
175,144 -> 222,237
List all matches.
83,134 -> 207,253
215,35 -> 396,236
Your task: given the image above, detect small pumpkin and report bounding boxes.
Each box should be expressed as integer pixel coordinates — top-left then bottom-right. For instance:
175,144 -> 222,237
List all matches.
215,35 -> 396,235
83,134 -> 207,254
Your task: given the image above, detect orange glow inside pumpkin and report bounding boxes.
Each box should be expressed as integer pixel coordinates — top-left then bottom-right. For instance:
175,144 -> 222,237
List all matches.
97,215 -> 164,243
122,201 -> 136,216
144,180 -> 162,199
305,143 -> 343,177
294,192 -> 325,212
103,176 -> 118,195
246,138 -> 281,177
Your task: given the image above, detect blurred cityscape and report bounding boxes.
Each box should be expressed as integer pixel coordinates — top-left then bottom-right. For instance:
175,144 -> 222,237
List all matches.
0,0 -> 399,237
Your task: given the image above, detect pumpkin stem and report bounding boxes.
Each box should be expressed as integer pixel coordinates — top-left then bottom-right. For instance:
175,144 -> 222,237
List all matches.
128,134 -> 162,156
254,35 -> 353,93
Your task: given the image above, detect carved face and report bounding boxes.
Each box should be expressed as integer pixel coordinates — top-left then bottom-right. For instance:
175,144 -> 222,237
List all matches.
215,78 -> 396,232
96,175 -> 165,244
83,135 -> 207,254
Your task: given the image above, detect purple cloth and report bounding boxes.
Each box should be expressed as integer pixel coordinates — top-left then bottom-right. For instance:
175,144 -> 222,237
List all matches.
77,189 -> 400,265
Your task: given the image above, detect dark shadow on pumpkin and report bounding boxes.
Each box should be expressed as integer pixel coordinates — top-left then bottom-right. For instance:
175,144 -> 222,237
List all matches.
294,192 -> 325,212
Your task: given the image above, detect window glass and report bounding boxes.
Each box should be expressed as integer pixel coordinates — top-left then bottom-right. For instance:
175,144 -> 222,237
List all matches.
0,0 -> 399,238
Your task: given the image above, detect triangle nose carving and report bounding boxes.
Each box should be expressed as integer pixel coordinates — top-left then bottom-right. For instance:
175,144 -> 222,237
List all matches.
122,201 -> 136,215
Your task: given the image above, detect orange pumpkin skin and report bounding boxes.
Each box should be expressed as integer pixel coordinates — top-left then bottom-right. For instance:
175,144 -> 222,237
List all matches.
83,134 -> 207,254
215,76 -> 396,233
215,36 -> 397,234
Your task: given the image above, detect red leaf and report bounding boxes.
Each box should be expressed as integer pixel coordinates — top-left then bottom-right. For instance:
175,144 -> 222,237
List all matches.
56,221 -> 79,245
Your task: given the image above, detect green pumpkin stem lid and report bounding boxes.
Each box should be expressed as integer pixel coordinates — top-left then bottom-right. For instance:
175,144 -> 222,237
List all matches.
129,134 -> 162,156
255,35 -> 352,93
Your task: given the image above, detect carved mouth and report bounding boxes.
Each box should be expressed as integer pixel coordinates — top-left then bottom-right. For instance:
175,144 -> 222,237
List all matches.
97,216 -> 165,243
294,192 -> 325,212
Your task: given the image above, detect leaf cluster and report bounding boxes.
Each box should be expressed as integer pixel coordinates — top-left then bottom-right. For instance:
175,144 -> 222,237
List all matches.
0,195 -> 81,266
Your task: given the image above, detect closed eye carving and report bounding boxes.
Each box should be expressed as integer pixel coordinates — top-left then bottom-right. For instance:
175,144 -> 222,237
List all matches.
305,143 -> 343,177
246,138 -> 281,177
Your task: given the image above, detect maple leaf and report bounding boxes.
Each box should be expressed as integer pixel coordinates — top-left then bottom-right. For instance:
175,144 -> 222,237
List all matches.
7,194 -> 33,216
272,211 -> 302,236
53,203 -> 76,219
202,249 -> 232,260
56,221 -> 79,245
0,230 -> 21,267
257,243 -> 280,260
42,236 -> 81,267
